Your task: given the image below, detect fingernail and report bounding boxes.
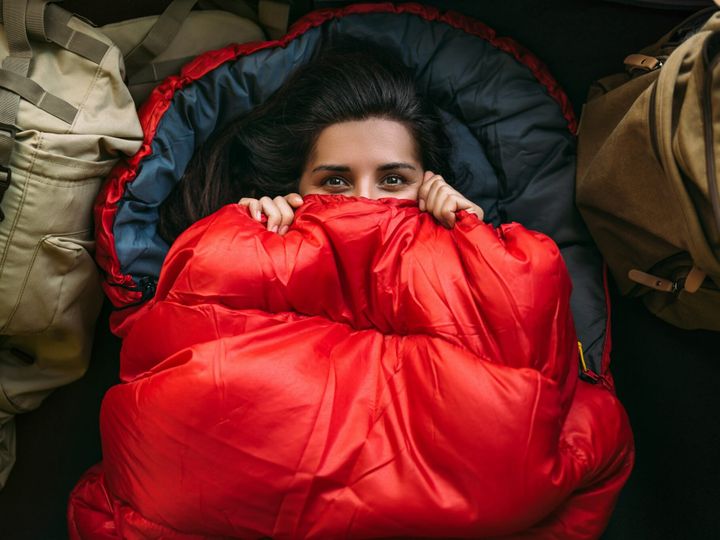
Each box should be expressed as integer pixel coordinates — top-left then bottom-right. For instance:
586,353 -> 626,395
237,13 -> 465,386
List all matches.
255,211 -> 262,221
418,200 -> 425,211
279,225 -> 289,235
269,225 -> 278,233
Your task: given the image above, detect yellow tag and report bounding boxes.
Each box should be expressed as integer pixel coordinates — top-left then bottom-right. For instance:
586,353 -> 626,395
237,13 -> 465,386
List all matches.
578,341 -> 588,372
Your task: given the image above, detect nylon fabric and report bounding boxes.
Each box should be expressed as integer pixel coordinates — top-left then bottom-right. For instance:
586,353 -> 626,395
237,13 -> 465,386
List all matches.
102,5 -> 609,374
68,196 -> 634,539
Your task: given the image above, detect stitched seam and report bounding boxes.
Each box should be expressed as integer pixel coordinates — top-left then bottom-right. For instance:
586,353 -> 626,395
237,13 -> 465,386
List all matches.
0,135 -> 41,311
67,38 -> 111,134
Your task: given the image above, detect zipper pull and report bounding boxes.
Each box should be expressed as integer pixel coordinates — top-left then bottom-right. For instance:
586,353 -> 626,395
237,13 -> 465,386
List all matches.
578,341 -> 602,384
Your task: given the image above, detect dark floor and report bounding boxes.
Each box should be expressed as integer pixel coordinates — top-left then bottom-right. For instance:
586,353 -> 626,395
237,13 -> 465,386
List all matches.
1,1 -> 719,539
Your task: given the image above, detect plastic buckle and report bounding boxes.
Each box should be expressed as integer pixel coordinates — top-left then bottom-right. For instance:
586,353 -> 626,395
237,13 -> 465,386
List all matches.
0,164 -> 12,188
0,164 -> 12,222
0,122 -> 18,140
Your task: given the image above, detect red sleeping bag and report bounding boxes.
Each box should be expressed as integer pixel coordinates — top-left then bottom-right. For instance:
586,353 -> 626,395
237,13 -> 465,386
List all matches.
68,196 -> 633,539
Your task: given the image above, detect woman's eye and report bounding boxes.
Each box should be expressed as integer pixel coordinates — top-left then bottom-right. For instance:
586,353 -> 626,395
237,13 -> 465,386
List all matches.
382,175 -> 405,186
322,176 -> 348,187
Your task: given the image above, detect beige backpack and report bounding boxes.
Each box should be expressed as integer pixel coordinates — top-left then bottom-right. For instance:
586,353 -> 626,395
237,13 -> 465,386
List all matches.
577,8 -> 720,330
100,0 -> 284,104
0,0 -> 142,488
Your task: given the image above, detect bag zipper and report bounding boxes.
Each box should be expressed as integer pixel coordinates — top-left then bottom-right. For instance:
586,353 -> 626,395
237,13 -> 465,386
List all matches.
577,341 -> 607,386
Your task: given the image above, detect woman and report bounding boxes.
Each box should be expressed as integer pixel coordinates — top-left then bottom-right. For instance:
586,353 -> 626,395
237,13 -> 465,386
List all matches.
158,44 -> 484,242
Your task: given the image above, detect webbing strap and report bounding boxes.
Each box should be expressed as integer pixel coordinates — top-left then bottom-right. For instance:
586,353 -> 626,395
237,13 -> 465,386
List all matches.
258,0 -> 290,40
25,0 -> 50,41
44,4 -> 109,64
0,2 -> 108,63
124,0 -> 198,77
0,1 -> 99,220
198,0 -> 258,21
0,68 -> 77,123
0,0 -> 32,221
705,33 -> 720,237
128,55 -> 194,86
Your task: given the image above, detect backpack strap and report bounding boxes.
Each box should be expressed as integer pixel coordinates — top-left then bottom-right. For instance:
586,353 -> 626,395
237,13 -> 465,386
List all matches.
204,0 -> 290,39
0,1 -> 110,62
0,0 -> 33,221
198,0 -> 257,20
123,0 -> 198,77
123,0 -> 290,79
42,3 -> 109,63
0,0 -> 109,221
257,0 -> 290,40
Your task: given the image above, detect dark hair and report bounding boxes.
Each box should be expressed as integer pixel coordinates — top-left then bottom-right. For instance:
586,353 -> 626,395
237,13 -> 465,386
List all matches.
158,43 -> 454,244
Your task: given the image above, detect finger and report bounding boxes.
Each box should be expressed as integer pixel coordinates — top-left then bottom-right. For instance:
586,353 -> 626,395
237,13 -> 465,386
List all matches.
273,196 -> 296,235
260,196 -> 281,232
238,198 -> 263,222
432,189 -> 454,228
465,204 -> 485,221
441,195 -> 460,228
417,172 -> 439,211
285,193 -> 304,208
425,179 -> 451,216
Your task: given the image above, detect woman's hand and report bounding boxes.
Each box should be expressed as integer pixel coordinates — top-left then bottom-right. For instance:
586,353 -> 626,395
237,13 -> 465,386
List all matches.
238,193 -> 304,235
417,171 -> 484,228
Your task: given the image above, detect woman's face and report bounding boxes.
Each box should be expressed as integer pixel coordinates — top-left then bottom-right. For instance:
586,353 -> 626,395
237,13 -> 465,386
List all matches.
298,118 -> 423,200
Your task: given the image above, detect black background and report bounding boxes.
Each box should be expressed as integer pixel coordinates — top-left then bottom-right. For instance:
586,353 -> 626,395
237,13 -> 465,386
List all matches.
1,1 -> 719,539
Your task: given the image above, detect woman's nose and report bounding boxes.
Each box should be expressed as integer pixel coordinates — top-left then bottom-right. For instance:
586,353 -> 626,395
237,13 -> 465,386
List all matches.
352,177 -> 374,199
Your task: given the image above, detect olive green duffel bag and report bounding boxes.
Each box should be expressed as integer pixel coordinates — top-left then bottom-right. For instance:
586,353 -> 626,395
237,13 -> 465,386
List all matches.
0,0 -> 142,488
577,7 -> 720,331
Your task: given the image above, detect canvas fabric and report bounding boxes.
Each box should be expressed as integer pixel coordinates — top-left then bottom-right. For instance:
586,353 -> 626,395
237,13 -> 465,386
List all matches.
100,0 -> 279,104
0,1 -> 142,488
577,8 -> 720,330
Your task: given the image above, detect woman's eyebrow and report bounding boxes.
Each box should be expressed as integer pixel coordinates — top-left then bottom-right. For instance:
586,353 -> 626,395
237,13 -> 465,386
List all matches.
378,162 -> 417,171
312,164 -> 350,173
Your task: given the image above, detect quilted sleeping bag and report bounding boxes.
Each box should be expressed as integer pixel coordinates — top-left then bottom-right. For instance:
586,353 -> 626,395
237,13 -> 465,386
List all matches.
69,196 -> 633,539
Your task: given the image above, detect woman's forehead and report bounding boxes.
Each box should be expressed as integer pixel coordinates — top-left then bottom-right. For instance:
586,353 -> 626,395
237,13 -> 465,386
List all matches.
309,118 -> 421,167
